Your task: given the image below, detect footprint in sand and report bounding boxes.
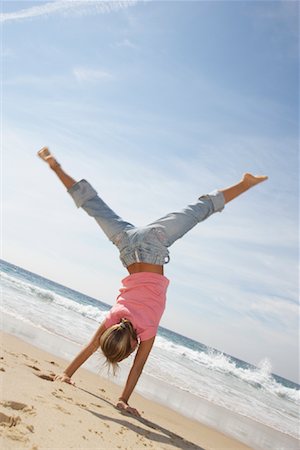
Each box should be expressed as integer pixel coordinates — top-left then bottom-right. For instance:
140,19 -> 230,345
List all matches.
1,402 -> 36,424
94,430 -> 103,436
0,401 -> 36,444
75,403 -> 87,408
0,419 -> 30,444
0,412 -> 21,427
0,401 -> 34,413
25,364 -> 41,372
34,373 -> 54,381
51,391 -> 73,402
54,404 -> 71,415
51,391 -> 87,410
91,403 -> 102,409
21,353 -> 38,364
46,360 -> 59,367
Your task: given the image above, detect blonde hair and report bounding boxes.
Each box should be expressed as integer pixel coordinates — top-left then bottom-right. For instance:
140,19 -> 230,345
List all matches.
100,318 -> 138,374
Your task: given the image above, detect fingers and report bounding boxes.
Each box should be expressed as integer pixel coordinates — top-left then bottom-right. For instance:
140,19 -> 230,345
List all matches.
128,407 -> 141,417
53,374 -> 75,386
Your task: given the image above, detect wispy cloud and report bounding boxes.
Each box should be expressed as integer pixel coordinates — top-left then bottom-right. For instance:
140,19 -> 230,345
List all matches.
73,67 -> 113,82
115,38 -> 138,49
0,0 -> 139,24
248,294 -> 299,329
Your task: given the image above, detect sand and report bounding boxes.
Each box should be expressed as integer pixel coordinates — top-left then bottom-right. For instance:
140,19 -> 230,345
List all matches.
0,331 -> 252,450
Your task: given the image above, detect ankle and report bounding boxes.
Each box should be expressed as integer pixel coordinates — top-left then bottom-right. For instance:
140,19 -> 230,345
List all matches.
49,160 -> 61,171
240,178 -> 251,190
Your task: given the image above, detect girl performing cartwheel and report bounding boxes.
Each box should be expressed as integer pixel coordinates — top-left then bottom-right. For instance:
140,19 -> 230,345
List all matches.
38,147 -> 268,417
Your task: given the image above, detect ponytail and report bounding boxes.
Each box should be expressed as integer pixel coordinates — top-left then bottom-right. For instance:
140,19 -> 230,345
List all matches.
99,318 -> 138,374
117,318 -> 137,339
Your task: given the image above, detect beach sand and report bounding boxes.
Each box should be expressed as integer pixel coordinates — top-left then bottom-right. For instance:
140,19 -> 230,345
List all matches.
0,331 -> 252,450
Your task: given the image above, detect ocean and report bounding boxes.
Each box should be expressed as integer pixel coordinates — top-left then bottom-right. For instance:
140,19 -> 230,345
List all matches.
1,259 -> 299,450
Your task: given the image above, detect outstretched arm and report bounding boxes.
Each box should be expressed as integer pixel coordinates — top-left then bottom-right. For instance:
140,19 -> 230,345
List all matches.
117,337 -> 155,416
55,322 -> 107,384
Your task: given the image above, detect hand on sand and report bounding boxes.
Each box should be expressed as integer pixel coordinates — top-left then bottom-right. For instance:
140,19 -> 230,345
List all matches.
116,400 -> 141,417
54,373 -> 75,386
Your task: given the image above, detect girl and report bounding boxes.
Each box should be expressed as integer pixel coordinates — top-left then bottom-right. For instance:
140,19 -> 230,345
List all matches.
37,147 -> 268,417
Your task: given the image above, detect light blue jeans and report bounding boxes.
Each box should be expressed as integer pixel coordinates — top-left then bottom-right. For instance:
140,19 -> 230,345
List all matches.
68,180 -> 225,267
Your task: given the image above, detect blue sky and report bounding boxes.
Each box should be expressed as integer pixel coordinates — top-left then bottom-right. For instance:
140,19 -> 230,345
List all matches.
2,0 -> 299,382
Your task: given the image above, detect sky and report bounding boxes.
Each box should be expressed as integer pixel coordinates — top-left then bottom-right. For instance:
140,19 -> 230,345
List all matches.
1,0 -> 299,382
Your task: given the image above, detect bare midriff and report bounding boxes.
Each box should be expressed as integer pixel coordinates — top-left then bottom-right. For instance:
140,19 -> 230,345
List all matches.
127,262 -> 164,275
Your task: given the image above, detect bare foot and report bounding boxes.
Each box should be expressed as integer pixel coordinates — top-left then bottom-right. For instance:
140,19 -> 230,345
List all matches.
37,147 -> 60,170
242,173 -> 268,188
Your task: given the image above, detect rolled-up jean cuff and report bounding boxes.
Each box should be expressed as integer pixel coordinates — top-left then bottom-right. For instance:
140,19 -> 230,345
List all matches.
68,179 -> 98,208
206,190 -> 225,212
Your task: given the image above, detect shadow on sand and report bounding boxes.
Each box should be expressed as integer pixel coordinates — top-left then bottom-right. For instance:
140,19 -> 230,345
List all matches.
79,386 -> 204,450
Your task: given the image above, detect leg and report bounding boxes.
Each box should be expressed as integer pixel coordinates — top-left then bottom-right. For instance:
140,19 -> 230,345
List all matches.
37,147 -> 134,242
220,173 -> 268,204
148,173 -> 268,247
147,190 -> 225,247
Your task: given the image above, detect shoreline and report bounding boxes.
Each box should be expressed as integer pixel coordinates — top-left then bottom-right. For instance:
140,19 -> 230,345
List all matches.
1,314 -> 299,450
0,331 -> 253,450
